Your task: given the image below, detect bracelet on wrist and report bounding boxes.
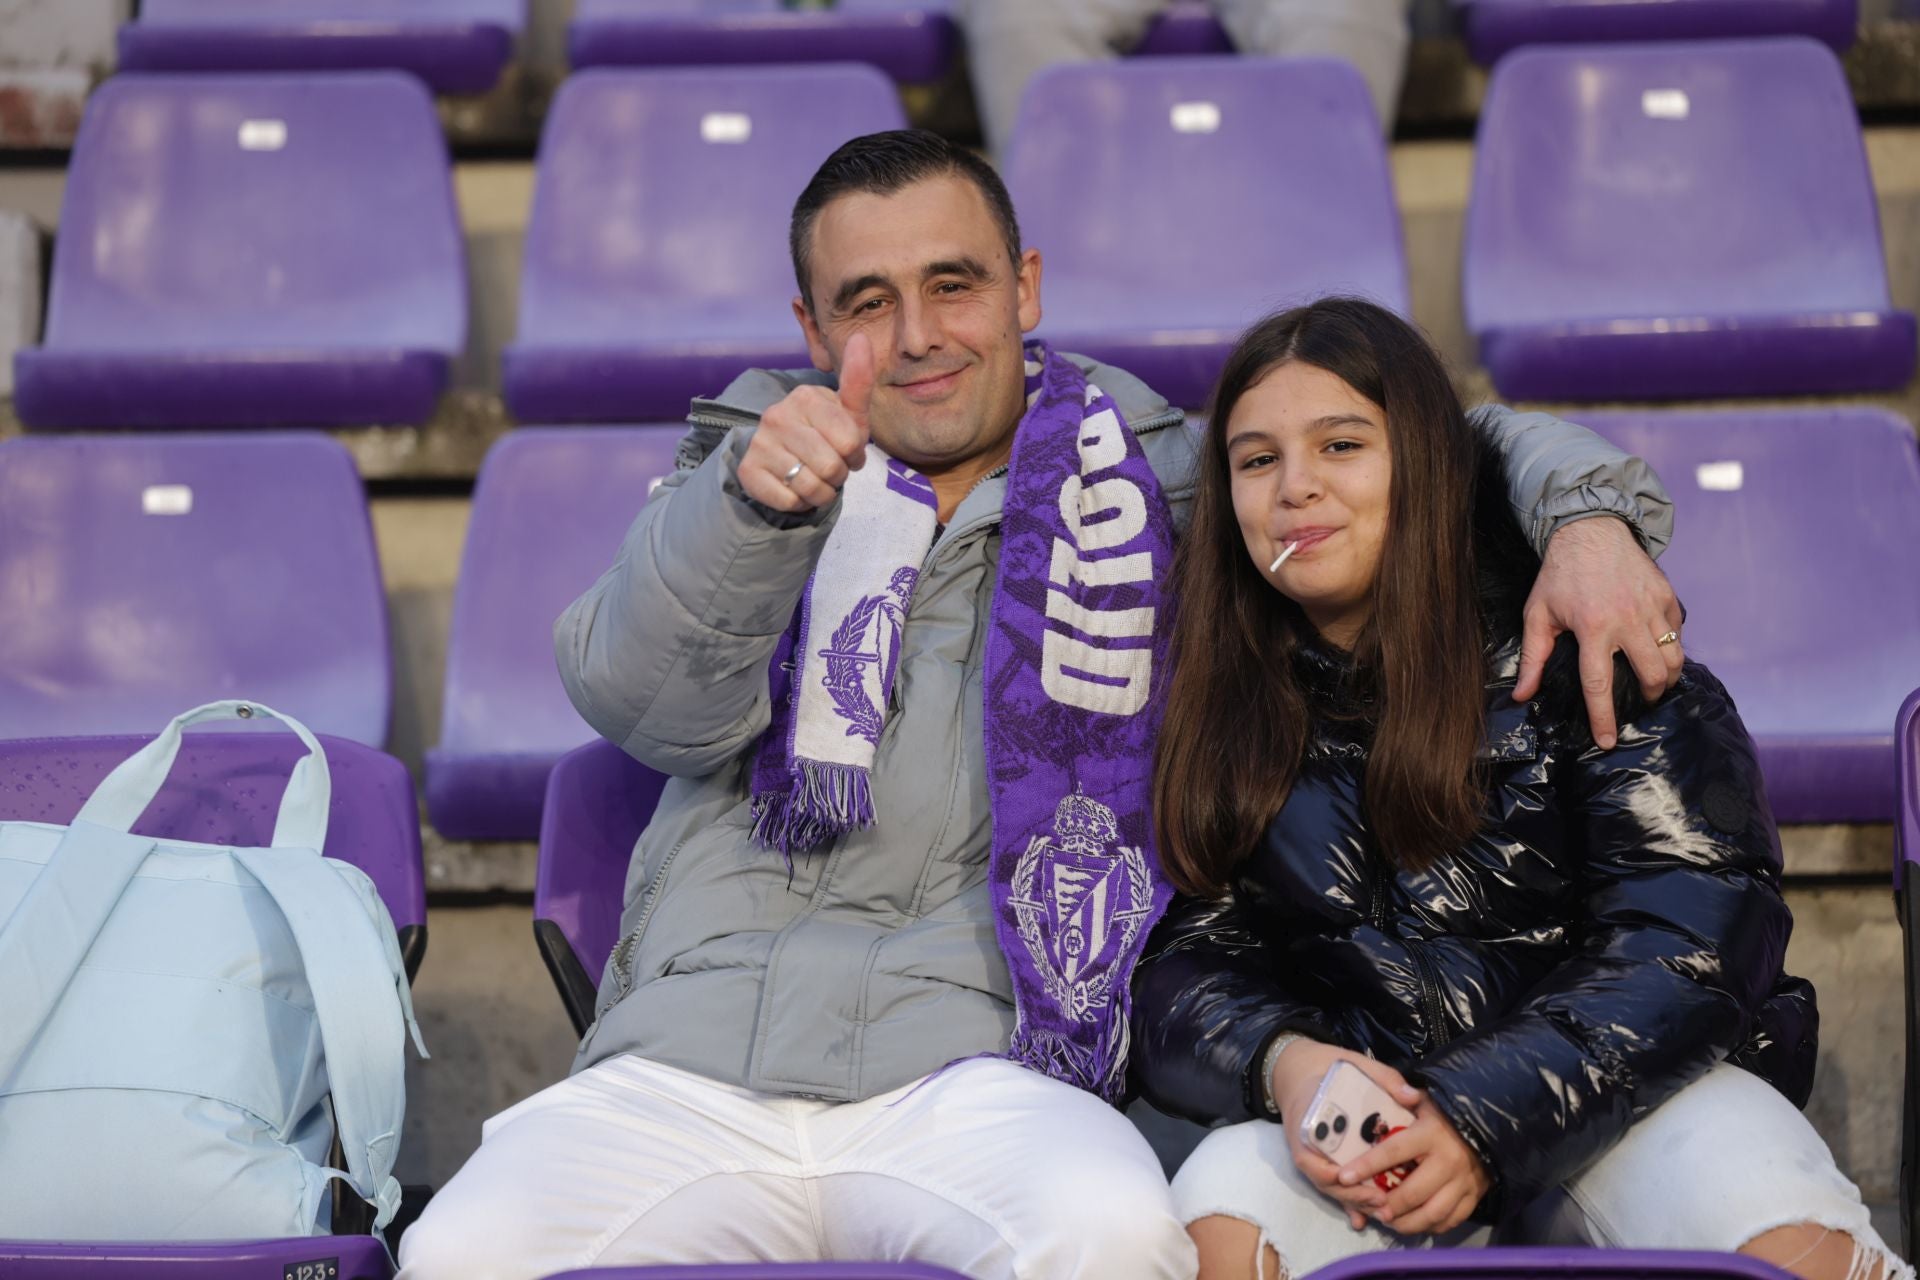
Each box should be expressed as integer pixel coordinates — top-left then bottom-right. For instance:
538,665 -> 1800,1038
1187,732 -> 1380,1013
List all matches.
1258,1032 -> 1305,1117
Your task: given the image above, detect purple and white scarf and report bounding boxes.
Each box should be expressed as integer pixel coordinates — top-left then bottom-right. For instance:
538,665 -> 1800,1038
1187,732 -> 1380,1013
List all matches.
750,341 -> 1175,1102
749,451 -> 940,854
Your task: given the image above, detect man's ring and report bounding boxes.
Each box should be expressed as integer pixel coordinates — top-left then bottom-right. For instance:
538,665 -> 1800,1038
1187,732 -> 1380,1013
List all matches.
1656,630 -> 1679,647
782,461 -> 806,485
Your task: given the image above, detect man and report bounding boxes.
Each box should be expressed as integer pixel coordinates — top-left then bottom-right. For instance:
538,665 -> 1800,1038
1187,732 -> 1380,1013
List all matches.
960,0 -> 1413,155
398,130 -> 1682,1279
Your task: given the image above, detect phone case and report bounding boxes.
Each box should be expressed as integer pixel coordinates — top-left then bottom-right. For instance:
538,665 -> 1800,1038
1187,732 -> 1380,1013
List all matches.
1297,1061 -> 1418,1190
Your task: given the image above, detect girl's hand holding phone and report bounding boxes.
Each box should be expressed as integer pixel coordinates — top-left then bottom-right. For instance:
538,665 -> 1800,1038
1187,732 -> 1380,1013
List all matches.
1270,1040 -> 1424,1231
1336,1101 -> 1491,1236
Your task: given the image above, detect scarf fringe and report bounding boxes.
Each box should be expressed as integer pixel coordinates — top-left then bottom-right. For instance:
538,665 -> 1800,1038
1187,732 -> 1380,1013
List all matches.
749,760 -> 875,859
1009,1017 -> 1129,1105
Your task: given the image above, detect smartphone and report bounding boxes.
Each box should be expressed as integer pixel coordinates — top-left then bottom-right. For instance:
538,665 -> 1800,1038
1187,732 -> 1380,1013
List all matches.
1297,1060 -> 1418,1191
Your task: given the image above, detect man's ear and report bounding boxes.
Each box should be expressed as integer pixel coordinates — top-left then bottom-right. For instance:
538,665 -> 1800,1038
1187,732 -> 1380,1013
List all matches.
1016,247 -> 1043,334
794,295 -> 835,373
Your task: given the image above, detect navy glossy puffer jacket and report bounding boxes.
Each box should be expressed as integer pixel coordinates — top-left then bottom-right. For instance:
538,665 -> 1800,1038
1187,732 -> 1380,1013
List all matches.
1129,457 -> 1818,1223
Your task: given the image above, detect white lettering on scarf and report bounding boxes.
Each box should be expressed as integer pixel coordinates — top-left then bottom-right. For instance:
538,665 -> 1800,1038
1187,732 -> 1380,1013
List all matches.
1041,399 -> 1155,715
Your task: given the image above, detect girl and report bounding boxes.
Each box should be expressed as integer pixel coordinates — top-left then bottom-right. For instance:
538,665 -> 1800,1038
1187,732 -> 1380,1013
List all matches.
1134,297 -> 1901,1280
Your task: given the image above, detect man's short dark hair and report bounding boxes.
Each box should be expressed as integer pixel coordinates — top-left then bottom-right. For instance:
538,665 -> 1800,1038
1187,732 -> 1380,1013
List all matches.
789,129 -> 1024,310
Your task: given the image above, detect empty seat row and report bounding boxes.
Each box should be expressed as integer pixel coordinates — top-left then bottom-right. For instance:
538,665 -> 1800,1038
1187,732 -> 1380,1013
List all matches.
115,0 -> 960,87
13,38 -> 1907,431
106,0 -> 1865,91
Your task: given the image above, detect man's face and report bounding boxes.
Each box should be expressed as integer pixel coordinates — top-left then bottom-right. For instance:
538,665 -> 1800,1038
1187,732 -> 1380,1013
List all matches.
795,175 -> 1043,474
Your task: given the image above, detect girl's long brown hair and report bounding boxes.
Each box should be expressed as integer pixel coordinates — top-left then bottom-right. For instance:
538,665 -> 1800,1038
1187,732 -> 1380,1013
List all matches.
1154,298 -> 1488,896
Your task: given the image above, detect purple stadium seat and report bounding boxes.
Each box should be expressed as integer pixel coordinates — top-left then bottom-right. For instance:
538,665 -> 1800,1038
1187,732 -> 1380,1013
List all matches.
1299,1248 -> 1797,1280
545,1268 -> 972,1279
1457,0 -> 1856,66
1465,38 -> 1913,402
0,1237 -> 392,1280
1900,687 -> 1920,1259
1005,56 -> 1408,410
13,72 -> 465,430
427,427 -> 684,841
0,433 -> 391,747
1579,408 -> 1920,823
568,0 -> 957,82
502,65 -> 905,424
1134,0 -> 1233,56
118,0 -> 527,95
535,739 -> 670,1035
0,728 -> 425,1279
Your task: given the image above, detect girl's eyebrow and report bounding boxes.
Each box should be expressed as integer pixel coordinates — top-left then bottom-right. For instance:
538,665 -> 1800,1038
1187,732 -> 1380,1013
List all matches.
1226,414 -> 1377,451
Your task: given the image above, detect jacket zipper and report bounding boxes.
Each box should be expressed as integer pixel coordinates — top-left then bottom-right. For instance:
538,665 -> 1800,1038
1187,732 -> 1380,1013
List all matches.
1371,858 -> 1452,1050
602,831 -> 694,1012
1407,945 -> 1453,1051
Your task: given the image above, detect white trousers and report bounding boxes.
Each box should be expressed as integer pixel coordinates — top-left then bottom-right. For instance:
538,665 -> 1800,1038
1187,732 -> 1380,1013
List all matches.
1173,1063 -> 1911,1280
397,1055 -> 1198,1280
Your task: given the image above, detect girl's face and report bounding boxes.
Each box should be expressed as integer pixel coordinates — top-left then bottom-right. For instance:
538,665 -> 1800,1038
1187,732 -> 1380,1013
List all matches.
1224,360 -> 1392,649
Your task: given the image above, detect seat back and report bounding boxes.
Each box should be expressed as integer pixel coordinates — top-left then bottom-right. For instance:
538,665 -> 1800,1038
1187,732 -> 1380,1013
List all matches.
1300,1248 -> 1802,1280
1458,0 -> 1857,64
428,426 -> 685,840
1902,688 -> 1920,889
0,730 -> 426,971
1466,38 -> 1891,334
37,71 -> 462,356
568,0 -> 956,81
122,1 -> 526,93
1900,685 -> 1920,1260
0,433 -> 391,747
543,1266 -> 976,1279
1005,56 -> 1407,403
1581,408 -> 1920,822
0,1236 -> 393,1279
535,739 -> 671,1034
135,0 -> 523,24
515,65 -> 905,352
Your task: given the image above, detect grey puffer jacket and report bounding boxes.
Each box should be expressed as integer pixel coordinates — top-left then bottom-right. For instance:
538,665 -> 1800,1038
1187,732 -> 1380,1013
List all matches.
554,356 -> 1675,1103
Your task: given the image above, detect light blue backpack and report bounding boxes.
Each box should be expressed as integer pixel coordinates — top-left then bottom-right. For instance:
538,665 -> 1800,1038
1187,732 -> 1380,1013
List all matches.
0,701 -> 427,1240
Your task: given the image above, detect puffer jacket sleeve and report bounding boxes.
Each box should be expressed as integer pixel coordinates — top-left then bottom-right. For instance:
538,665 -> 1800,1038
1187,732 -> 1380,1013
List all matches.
554,424 -> 839,777
1131,895 -> 1336,1127
1471,405 -> 1674,560
1410,662 -> 1795,1218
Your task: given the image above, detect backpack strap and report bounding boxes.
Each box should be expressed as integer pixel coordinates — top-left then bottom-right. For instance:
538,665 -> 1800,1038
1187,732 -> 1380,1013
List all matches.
76,700 -> 331,852
235,847 -> 414,1231
0,822 -> 155,1081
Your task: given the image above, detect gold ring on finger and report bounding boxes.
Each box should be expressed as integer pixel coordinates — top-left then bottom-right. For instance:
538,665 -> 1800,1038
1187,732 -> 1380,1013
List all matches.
1656,630 -> 1679,647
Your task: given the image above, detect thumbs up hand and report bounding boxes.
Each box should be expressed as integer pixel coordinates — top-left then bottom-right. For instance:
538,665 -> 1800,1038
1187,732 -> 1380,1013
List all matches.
739,332 -> 876,514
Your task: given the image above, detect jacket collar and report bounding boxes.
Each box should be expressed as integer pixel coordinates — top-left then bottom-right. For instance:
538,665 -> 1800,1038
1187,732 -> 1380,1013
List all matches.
1295,633 -> 1539,763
